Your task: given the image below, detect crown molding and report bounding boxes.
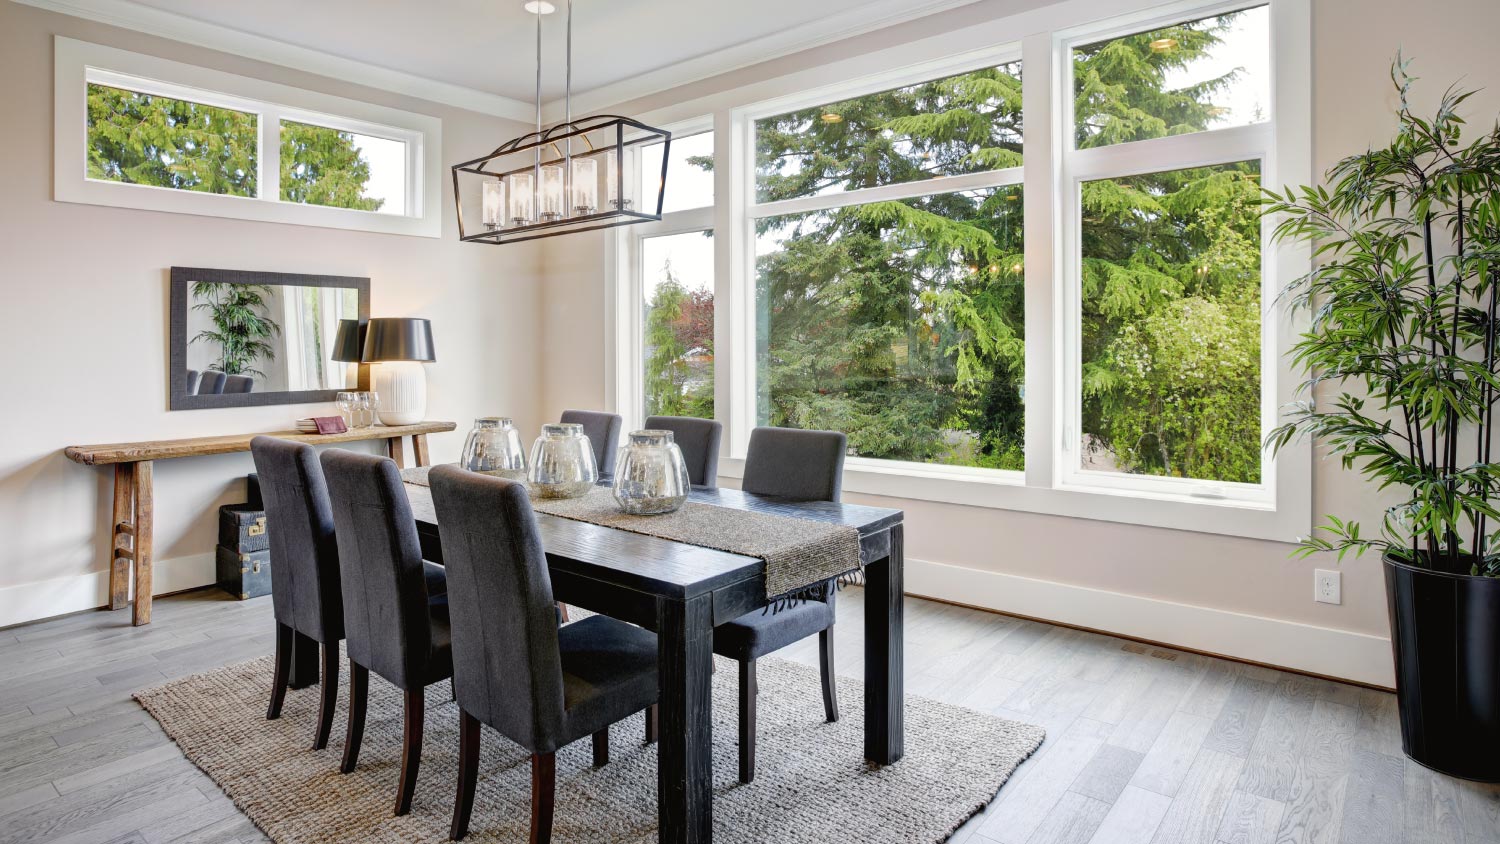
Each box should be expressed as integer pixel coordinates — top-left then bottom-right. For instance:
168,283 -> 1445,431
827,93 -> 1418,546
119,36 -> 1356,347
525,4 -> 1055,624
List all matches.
10,0 -> 538,121
542,0 -> 987,118
11,0 -> 991,126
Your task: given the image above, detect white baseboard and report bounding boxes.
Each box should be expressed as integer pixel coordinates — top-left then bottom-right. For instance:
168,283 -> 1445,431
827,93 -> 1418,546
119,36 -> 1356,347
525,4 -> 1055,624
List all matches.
0,552 -> 217,629
905,558 -> 1395,688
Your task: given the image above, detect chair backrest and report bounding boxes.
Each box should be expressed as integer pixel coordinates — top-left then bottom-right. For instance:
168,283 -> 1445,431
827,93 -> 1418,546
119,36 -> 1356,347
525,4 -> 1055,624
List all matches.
429,465 -> 566,750
560,409 -> 622,475
250,437 -> 342,643
741,426 -> 846,502
223,374 -> 255,393
184,370 -> 201,396
320,449 -> 435,689
198,371 -> 226,395
645,415 -> 723,488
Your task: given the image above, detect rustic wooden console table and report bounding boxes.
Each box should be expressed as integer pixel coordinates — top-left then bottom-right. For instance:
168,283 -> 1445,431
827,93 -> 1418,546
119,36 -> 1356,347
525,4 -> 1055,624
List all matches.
63,421 -> 456,626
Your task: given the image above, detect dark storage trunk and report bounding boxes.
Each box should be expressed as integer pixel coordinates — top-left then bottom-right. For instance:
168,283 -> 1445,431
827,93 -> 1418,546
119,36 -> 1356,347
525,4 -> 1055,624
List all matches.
217,545 -> 271,600
1384,553 -> 1500,782
219,504 -> 268,553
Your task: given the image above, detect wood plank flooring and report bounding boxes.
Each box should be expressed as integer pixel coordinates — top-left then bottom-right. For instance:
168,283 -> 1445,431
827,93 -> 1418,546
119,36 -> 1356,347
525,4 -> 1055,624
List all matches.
0,589 -> 1496,844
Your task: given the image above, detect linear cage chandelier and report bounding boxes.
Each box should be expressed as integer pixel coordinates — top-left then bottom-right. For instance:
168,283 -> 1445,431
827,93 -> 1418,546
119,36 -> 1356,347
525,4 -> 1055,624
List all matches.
452,0 -> 671,245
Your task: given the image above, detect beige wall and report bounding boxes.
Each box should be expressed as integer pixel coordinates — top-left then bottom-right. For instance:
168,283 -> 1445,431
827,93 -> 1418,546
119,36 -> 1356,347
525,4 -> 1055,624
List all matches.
539,0 -> 1500,683
0,3 -> 543,620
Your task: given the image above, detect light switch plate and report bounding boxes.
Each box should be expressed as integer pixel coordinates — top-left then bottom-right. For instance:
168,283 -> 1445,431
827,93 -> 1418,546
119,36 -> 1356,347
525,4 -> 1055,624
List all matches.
1315,569 -> 1341,605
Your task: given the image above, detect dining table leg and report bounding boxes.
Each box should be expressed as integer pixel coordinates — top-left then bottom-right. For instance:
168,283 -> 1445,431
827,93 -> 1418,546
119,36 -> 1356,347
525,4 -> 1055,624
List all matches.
864,522 -> 905,765
656,592 -> 714,844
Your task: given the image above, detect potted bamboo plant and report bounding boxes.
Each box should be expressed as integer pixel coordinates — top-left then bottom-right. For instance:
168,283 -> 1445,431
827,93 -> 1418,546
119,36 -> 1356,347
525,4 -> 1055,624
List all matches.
1265,58 -> 1500,781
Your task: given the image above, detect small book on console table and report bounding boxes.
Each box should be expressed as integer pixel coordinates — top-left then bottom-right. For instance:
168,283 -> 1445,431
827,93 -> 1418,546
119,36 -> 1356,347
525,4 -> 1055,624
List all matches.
295,417 -> 348,435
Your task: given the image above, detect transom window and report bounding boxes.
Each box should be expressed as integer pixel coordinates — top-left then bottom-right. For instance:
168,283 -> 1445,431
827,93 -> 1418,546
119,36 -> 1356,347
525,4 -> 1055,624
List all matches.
56,38 -> 441,237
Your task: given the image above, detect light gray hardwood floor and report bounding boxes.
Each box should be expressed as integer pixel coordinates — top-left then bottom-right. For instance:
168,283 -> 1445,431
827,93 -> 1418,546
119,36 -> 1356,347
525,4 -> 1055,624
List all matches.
0,588 -> 1496,844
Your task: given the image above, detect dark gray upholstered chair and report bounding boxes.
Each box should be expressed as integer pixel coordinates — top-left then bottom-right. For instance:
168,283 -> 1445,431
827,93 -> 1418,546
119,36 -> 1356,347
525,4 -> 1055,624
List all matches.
714,426 -> 846,783
644,415 -> 723,488
223,374 -> 254,393
559,409 -> 622,477
320,449 -> 453,816
184,369 -> 201,396
429,465 -> 659,843
250,436 -> 345,750
198,370 -> 226,395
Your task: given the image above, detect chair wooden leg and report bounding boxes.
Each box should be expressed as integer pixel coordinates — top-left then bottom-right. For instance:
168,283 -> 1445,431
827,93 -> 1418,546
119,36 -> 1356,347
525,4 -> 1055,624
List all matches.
341,661 -> 369,774
556,602 -> 570,623
645,704 -> 658,744
592,726 -> 610,767
530,752 -> 556,844
820,627 -> 840,723
738,659 -> 757,784
267,623 -> 292,720
450,709 -> 480,841
395,688 -> 425,816
312,642 -> 339,750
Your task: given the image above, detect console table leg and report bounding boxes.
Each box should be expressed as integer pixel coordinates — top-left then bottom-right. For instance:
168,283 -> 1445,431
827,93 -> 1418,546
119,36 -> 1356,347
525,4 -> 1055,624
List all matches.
388,436 -> 406,469
131,461 -> 155,626
412,434 -> 430,468
109,463 -> 135,611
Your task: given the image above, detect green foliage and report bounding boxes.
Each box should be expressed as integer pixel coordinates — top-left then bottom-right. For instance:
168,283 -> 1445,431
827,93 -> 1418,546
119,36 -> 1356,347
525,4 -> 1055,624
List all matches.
1264,58 -> 1500,576
86,84 -> 382,212
87,84 -> 257,196
1081,162 -> 1264,483
644,260 -> 715,419
280,122 -> 383,212
191,283 -> 280,378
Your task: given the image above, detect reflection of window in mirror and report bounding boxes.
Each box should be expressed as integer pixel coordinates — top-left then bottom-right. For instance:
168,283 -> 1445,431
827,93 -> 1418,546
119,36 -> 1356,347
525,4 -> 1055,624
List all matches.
184,281 -> 361,396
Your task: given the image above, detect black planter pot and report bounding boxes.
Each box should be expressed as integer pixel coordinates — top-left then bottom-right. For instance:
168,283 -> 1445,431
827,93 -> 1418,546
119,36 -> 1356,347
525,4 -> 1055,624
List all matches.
1384,552 -> 1500,782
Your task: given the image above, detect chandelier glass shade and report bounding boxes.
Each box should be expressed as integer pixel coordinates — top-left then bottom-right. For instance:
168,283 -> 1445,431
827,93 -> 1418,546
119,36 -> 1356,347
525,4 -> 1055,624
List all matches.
452,1 -> 672,245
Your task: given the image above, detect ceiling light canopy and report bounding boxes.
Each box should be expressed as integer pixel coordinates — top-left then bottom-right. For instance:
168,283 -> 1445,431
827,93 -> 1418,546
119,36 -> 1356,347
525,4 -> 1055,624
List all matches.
452,0 -> 671,246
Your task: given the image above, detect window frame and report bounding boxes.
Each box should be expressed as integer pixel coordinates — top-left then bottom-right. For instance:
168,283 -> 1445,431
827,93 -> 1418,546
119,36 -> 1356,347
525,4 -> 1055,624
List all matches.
602,0 -> 1311,542
736,43 -> 1026,481
612,118 -> 717,430
55,36 -> 441,237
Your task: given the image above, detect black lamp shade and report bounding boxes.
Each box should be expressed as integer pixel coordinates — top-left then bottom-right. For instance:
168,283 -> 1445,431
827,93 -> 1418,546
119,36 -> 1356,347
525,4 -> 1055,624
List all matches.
331,320 -> 366,363
363,318 -> 435,363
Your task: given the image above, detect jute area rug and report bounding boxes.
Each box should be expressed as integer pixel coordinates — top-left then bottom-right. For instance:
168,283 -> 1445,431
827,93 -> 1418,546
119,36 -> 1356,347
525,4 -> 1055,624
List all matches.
136,652 -> 1044,843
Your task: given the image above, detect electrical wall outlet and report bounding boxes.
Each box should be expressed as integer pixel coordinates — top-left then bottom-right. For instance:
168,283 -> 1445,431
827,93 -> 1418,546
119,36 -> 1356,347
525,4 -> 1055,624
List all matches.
1314,569 -> 1341,605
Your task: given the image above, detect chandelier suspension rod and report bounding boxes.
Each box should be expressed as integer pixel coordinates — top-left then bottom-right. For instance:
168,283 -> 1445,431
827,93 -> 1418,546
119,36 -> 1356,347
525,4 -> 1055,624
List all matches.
533,4 -> 542,201
564,0 -> 573,213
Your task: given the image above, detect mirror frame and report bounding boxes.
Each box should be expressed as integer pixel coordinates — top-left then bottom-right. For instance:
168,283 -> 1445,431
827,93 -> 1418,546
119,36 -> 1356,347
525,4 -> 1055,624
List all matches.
169,266 -> 371,410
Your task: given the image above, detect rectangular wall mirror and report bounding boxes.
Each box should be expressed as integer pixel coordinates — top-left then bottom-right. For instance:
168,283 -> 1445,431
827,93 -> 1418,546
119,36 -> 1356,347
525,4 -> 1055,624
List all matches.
169,267 -> 371,410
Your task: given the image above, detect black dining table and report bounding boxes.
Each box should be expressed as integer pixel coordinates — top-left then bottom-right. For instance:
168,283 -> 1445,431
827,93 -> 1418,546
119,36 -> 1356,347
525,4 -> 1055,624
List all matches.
401,479 -> 905,844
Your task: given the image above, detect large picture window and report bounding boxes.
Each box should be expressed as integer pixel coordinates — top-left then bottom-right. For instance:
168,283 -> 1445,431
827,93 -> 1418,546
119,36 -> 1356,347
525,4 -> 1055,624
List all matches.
1062,4 -> 1275,499
751,60 -> 1025,471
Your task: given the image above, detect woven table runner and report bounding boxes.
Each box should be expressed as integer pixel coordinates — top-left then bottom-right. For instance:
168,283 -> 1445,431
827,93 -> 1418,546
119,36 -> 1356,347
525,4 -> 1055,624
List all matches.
402,466 -> 861,603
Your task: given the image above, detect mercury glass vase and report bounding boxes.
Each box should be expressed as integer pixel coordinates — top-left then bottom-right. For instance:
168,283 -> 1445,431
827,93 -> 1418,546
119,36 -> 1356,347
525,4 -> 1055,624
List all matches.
612,430 -> 691,515
527,422 -> 598,499
460,417 -> 527,481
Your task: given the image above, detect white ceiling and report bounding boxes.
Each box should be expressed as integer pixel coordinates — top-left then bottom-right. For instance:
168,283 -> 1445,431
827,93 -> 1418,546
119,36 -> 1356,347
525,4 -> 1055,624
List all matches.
111,0 -> 975,107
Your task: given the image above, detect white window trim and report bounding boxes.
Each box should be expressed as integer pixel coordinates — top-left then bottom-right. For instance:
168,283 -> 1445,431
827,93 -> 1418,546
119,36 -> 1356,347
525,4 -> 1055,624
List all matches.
602,0 -> 1311,543
54,36 -> 442,238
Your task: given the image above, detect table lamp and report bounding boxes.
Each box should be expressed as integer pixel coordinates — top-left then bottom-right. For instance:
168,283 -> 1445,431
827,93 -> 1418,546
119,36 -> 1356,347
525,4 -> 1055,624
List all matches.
362,317 -> 435,426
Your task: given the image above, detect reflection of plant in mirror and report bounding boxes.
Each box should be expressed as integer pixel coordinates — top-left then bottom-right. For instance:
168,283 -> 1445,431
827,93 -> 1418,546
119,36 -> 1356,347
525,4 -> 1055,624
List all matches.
191,283 -> 281,378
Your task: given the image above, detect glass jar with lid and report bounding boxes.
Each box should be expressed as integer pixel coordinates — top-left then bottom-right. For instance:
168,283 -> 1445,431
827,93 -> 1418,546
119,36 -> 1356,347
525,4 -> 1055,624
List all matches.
460,417 -> 527,481
612,430 -> 691,515
527,422 -> 598,498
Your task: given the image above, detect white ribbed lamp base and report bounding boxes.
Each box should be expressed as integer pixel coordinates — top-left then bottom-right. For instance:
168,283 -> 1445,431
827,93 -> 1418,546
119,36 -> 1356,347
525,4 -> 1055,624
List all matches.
374,361 -> 427,426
